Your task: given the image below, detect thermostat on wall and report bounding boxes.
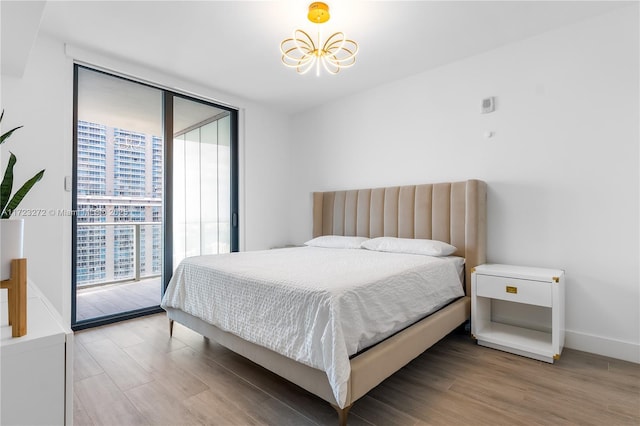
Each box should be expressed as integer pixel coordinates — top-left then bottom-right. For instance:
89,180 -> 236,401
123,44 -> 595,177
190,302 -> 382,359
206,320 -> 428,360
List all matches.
481,97 -> 495,114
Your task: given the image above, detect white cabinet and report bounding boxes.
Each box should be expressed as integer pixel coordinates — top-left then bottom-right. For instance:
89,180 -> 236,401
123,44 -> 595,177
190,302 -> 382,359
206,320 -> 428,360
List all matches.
1,285 -> 73,425
471,264 -> 565,363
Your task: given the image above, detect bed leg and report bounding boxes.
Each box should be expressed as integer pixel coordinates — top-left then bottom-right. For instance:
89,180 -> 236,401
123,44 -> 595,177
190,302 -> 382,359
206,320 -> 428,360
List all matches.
331,404 -> 352,426
169,319 -> 174,337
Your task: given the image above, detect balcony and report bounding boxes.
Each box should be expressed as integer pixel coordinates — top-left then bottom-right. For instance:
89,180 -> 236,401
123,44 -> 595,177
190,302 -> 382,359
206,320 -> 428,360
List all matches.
76,222 -> 162,321
76,276 -> 161,321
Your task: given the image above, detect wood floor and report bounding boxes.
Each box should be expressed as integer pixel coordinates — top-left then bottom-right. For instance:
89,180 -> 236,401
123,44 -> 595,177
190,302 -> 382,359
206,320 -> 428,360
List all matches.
73,313 -> 640,425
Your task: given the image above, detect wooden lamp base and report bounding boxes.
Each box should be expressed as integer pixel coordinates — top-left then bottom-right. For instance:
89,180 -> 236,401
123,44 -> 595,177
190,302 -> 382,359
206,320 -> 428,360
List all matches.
1,258 -> 27,337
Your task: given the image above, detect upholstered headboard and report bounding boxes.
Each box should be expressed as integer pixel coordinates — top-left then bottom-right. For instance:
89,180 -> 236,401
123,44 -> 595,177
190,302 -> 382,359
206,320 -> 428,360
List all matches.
312,179 -> 487,294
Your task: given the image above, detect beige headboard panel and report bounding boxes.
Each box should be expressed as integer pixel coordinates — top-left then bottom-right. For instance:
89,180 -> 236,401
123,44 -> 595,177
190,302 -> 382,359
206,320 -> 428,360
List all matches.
312,179 -> 487,294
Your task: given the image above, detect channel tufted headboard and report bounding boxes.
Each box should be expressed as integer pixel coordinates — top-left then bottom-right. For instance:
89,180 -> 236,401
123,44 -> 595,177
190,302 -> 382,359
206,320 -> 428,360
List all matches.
312,179 -> 487,294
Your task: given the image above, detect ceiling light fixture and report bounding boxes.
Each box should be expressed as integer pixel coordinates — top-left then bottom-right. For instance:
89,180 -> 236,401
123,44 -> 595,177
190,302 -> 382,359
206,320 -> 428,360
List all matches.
280,2 -> 358,76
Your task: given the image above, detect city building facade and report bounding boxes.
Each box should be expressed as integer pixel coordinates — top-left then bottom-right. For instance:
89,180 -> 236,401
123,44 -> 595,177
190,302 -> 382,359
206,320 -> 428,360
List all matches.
76,120 -> 162,286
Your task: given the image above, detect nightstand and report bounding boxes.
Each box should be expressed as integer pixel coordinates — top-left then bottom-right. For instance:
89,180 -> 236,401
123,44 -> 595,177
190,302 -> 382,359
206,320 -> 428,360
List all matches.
471,264 -> 565,363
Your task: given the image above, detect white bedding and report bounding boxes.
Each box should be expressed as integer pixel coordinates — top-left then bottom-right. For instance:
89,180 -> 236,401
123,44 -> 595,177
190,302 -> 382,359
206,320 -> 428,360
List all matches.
161,246 -> 465,408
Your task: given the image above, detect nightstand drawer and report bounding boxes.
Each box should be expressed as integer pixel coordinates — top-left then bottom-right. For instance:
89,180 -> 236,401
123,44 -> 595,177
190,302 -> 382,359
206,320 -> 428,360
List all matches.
476,275 -> 552,307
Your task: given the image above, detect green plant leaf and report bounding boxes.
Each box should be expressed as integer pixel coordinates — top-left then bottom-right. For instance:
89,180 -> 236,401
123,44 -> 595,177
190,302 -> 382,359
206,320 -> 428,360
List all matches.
0,153 -> 17,216
0,110 -> 23,145
0,112 -> 46,218
0,126 -> 23,145
1,169 -> 45,219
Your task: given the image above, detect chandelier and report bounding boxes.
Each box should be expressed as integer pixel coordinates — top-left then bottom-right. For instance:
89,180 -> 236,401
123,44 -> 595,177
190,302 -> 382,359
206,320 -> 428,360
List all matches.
280,2 -> 358,76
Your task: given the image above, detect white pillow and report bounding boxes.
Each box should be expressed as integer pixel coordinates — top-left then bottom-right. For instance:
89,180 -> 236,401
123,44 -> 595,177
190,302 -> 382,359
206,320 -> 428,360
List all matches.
304,235 -> 369,249
361,237 -> 457,257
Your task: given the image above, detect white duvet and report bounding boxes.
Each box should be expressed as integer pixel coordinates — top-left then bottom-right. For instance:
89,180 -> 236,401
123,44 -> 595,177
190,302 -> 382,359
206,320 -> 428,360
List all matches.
161,246 -> 464,408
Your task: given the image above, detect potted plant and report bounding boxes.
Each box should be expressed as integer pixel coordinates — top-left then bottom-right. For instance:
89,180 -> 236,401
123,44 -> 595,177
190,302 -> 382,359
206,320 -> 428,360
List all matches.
0,111 -> 45,280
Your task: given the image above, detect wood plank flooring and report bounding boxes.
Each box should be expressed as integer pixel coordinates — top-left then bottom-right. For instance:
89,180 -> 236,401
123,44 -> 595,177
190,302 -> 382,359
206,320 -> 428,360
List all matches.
73,314 -> 640,425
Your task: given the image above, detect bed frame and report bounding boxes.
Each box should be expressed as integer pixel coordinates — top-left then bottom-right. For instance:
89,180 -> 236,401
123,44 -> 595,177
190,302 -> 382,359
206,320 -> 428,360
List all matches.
165,179 -> 487,425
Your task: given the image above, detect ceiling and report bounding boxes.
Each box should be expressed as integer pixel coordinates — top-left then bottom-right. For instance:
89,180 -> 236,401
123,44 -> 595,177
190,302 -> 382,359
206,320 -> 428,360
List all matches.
5,1 -> 632,113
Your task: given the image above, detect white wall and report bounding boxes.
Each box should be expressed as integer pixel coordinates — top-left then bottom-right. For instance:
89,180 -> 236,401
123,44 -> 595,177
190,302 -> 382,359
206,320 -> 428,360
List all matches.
1,36 -> 72,316
288,7 -> 639,362
1,34 -> 292,326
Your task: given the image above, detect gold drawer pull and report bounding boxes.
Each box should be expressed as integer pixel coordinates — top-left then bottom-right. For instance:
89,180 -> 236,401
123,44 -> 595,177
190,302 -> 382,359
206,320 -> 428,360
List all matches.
506,286 -> 518,294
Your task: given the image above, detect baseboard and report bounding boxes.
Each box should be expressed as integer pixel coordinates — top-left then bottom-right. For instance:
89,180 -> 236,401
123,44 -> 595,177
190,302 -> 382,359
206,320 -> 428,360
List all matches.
565,330 -> 639,364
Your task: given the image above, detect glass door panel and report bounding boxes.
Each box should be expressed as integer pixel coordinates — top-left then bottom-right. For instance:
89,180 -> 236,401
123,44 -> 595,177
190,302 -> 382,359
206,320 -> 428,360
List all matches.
73,66 -> 238,330
73,66 -> 164,327
172,97 -> 232,268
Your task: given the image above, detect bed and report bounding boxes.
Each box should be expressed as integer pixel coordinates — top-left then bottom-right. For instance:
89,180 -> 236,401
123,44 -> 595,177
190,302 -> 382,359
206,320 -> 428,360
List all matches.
162,179 -> 487,424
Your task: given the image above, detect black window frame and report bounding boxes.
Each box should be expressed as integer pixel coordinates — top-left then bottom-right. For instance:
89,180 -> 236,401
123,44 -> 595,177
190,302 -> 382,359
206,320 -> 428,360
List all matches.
72,64 -> 239,331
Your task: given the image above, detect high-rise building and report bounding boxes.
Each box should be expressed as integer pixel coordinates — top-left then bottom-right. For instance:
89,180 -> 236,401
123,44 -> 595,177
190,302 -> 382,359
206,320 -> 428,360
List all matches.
76,120 -> 162,286
76,121 -> 107,284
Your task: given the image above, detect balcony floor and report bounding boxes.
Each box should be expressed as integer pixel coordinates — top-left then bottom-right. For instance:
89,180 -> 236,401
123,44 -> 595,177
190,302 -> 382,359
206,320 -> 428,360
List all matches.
76,277 -> 162,322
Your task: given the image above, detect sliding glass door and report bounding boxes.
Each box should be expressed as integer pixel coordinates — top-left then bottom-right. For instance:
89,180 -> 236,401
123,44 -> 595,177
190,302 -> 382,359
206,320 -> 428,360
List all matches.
72,66 -> 238,330
172,96 -> 233,267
